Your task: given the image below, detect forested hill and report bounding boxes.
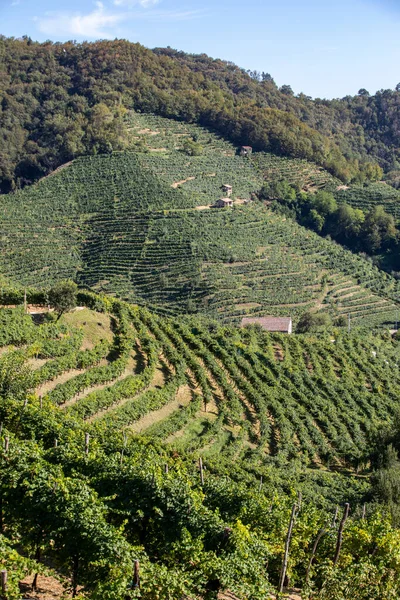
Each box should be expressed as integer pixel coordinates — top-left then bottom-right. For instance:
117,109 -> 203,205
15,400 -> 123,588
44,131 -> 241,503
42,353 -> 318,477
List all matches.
1,36 -> 398,192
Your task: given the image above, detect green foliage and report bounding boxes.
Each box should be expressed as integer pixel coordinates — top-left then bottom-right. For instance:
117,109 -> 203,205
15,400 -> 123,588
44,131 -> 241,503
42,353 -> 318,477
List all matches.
0,290 -> 399,598
0,36 -> 390,194
297,311 -> 332,333
48,280 -> 78,319
182,138 -> 203,156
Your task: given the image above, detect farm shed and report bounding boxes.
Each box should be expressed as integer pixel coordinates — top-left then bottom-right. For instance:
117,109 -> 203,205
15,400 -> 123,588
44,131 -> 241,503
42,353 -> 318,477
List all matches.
222,184 -> 233,197
240,316 -> 292,334
240,146 -> 253,156
214,198 -> 234,208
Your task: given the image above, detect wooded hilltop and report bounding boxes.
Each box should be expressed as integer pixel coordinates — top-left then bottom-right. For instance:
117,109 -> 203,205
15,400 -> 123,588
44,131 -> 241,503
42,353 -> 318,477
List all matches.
1,36 -> 399,192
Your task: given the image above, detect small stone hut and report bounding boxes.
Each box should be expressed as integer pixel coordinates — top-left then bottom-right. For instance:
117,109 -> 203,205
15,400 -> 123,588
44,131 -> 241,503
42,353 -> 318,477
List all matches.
240,146 -> 253,157
222,184 -> 233,197
214,198 -> 234,208
240,316 -> 292,334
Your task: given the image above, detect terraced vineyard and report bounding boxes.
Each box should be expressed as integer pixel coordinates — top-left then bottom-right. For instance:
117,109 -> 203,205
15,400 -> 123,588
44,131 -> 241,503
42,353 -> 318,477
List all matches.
334,182 -> 400,222
3,294 -> 399,470
1,113 -> 399,329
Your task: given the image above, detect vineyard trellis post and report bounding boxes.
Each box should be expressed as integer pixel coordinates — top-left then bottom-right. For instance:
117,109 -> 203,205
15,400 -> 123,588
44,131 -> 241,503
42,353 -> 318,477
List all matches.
4,438 -> 9,453
278,501 -> 299,593
305,526 -> 328,584
333,503 -> 350,566
1,570 -> 7,599
85,433 -> 90,456
126,560 -> 140,598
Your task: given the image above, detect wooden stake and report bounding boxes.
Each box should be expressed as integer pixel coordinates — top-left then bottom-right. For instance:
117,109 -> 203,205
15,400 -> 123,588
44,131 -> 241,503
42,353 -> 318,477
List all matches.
362,503 -> 366,520
297,491 -> 302,511
85,433 -> 90,456
133,560 -> 140,589
39,396 -> 43,409
278,502 -> 298,593
165,464 -> 169,474
24,289 -> 27,313
333,503 -> 350,566
4,438 -> 9,453
1,570 -> 7,597
305,526 -> 328,584
259,476 -> 263,492
199,457 -> 204,486
54,439 -> 58,448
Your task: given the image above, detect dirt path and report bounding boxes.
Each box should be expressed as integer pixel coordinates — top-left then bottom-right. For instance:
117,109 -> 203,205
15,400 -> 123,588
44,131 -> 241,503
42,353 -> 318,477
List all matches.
130,384 -> 192,433
171,176 -> 195,188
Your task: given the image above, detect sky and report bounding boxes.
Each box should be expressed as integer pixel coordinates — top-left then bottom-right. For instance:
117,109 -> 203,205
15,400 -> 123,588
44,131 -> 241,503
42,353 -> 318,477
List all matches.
0,0 -> 399,99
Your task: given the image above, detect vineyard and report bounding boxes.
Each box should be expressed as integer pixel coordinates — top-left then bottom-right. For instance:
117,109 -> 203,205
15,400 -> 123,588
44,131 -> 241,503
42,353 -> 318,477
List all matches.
1,293 -> 399,469
1,292 -> 400,599
334,182 -> 400,222
1,113 -> 399,329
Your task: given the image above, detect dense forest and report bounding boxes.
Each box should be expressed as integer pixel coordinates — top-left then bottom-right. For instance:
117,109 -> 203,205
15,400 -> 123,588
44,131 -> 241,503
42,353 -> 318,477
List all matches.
1,36 -> 399,193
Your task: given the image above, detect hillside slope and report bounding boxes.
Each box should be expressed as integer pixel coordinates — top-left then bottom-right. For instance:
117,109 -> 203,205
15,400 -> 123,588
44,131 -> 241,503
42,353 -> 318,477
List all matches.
2,293 -> 399,472
1,292 -> 400,599
1,114 -> 399,328
0,36 -> 390,193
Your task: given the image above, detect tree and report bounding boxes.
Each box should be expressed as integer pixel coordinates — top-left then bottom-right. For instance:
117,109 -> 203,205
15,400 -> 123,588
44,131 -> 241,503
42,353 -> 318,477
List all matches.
280,85 -> 294,96
307,209 -> 325,233
362,206 -> 398,252
48,280 -> 77,320
297,311 -> 332,333
311,191 -> 337,217
182,138 -> 203,156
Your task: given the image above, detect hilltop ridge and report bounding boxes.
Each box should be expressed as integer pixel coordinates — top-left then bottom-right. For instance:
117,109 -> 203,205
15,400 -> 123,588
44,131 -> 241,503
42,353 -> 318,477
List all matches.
1,36 -> 398,194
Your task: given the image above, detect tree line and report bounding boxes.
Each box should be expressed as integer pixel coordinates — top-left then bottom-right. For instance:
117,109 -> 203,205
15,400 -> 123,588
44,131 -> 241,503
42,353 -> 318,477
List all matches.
1,36 -> 394,193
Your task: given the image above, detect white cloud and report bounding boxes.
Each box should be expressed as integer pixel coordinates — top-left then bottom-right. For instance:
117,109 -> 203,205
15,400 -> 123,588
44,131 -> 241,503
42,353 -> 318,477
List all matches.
114,0 -> 160,6
36,2 -> 125,39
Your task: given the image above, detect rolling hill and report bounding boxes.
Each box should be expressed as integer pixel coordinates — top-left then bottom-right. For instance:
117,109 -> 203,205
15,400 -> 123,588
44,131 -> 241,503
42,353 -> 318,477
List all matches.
1,112 -> 399,329
1,290 -> 400,598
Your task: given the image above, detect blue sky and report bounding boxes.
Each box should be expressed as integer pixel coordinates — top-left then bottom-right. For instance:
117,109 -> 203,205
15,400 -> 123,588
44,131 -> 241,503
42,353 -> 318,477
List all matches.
1,0 -> 399,99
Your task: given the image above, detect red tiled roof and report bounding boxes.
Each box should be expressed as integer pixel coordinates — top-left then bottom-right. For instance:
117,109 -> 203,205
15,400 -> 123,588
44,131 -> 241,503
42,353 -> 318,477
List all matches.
240,316 -> 292,332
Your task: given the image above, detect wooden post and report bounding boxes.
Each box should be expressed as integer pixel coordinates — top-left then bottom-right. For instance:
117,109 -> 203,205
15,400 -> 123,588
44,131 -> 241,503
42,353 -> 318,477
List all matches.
305,527 -> 327,584
165,464 -> 169,474
54,439 -> 58,448
23,398 -> 28,408
199,457 -> 204,486
259,476 -> 263,492
361,503 -> 366,520
85,433 -> 90,456
24,289 -> 27,313
333,503 -> 350,566
133,560 -> 140,589
278,502 -> 298,593
39,396 -> 43,409
0,423 -> 2,437
4,438 -> 9,453
1,570 -> 7,598
297,491 -> 302,511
